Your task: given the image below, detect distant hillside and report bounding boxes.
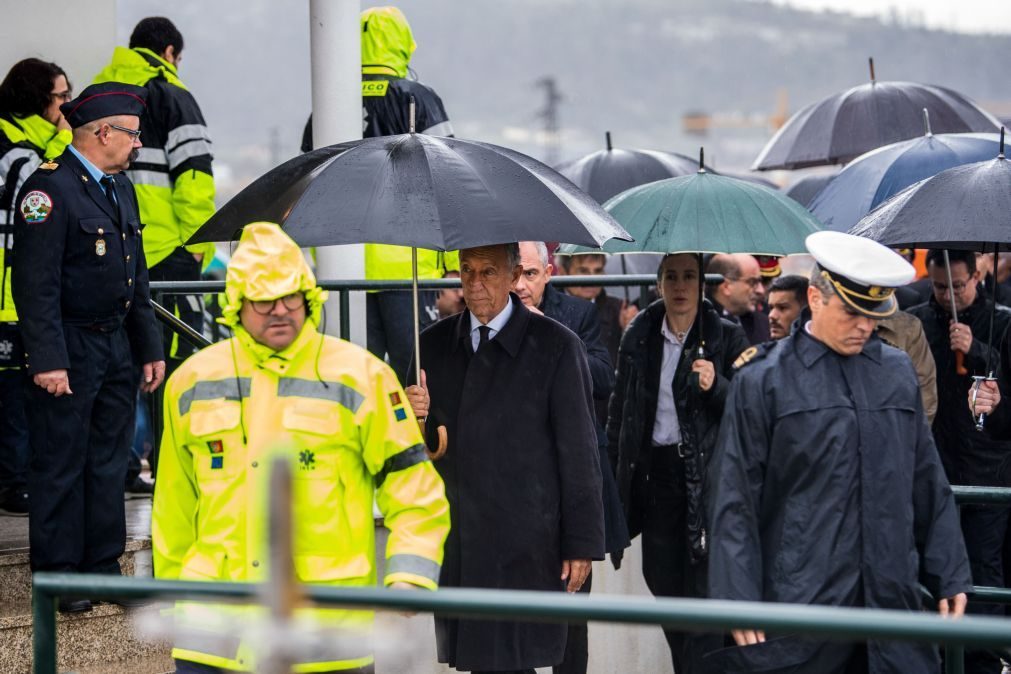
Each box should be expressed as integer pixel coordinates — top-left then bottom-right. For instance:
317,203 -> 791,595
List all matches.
117,0 -> 1011,197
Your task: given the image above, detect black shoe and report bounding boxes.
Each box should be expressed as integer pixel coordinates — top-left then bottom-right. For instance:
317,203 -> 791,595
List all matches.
106,597 -> 150,609
57,598 -> 92,614
125,477 -> 154,498
0,490 -> 28,516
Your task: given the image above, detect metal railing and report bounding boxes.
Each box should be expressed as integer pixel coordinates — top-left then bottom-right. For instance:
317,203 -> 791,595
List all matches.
31,571 -> 1011,674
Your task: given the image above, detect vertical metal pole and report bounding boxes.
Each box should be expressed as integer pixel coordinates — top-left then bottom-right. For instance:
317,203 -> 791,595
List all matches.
339,289 -> 351,342
309,0 -> 366,345
945,645 -> 965,674
412,247 -> 422,386
32,585 -> 57,674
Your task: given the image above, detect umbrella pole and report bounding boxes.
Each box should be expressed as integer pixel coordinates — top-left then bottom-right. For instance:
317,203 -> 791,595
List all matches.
412,246 -> 422,387
985,244 -> 998,377
943,250 -> 968,375
697,253 -> 705,359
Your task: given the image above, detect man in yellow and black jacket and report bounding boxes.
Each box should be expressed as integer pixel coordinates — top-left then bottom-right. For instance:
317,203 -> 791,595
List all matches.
301,6 -> 457,385
94,16 -> 215,373
154,222 -> 449,674
0,58 -> 73,515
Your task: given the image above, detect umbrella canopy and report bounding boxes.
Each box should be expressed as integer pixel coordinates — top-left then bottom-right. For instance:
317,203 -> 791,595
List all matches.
752,60 -> 1000,171
813,132 -> 1003,232
559,167 -> 823,257
188,133 -> 630,249
784,171 -> 838,208
849,146 -> 1011,251
556,132 -> 707,203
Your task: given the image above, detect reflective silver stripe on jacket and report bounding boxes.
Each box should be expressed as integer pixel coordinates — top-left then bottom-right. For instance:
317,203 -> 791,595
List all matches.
126,169 -> 173,189
375,443 -> 428,486
167,123 -> 212,148
167,139 -> 214,171
174,629 -> 241,661
178,378 -> 252,415
176,625 -> 372,665
1,148 -> 42,206
277,377 -> 365,414
133,147 -> 168,166
386,553 -> 441,584
421,121 -> 454,136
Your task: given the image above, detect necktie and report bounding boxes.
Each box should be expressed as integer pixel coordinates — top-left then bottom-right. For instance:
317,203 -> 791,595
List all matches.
476,325 -> 491,353
100,175 -> 119,221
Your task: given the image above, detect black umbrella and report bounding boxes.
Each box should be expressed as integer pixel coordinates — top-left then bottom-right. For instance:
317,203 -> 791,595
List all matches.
190,134 -> 629,250
850,128 -> 1009,425
753,58 -> 1001,171
556,131 -> 709,203
784,170 -> 838,208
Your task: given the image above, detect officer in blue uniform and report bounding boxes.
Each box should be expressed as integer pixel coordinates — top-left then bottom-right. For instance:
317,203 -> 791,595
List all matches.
706,232 -> 971,673
12,82 -> 164,613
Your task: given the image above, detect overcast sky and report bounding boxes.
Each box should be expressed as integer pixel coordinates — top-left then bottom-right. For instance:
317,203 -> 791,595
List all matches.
766,0 -> 1011,34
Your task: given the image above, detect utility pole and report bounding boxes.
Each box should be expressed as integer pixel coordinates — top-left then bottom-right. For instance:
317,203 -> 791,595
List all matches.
535,77 -> 562,166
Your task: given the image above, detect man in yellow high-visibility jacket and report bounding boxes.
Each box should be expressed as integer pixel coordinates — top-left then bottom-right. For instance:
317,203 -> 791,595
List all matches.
153,222 -> 450,674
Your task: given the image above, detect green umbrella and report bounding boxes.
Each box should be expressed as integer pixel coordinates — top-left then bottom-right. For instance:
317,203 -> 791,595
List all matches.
558,150 -> 823,371
558,151 -> 822,257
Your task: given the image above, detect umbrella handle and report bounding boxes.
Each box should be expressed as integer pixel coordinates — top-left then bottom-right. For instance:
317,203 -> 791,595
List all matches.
956,351 -> 968,376
419,418 -> 449,461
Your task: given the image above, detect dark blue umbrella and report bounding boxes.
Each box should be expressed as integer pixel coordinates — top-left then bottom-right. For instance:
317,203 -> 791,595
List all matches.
814,130 -> 1003,232
784,170 -> 838,208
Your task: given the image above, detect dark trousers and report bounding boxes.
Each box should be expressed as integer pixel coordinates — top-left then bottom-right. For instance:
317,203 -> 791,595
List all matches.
0,367 -> 29,493
553,572 -> 591,674
174,659 -> 375,674
147,247 -> 203,479
366,290 -> 437,385
25,325 -> 135,572
961,505 -> 1009,674
639,446 -> 721,674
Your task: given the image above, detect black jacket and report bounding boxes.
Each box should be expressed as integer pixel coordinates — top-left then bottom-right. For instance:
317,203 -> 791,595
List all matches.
708,330 -> 971,673
414,294 -> 603,671
908,293 -> 1011,485
607,299 -> 748,563
301,74 -> 452,151
540,283 -> 630,559
11,150 -> 162,373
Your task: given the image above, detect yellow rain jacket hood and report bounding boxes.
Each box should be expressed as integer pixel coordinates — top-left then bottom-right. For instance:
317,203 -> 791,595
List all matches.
219,222 -> 327,329
93,46 -> 186,89
361,7 -> 416,78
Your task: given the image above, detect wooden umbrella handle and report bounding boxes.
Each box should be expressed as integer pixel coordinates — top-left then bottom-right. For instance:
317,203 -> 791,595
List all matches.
956,351 -> 968,376
418,419 -> 449,461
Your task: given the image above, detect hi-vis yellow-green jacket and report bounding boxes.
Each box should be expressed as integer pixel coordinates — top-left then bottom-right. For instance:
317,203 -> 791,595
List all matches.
0,114 -> 71,323
152,223 -> 449,672
93,47 -> 215,268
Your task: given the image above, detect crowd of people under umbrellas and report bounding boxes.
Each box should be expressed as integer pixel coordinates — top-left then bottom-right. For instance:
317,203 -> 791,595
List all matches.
3,5 -> 1011,674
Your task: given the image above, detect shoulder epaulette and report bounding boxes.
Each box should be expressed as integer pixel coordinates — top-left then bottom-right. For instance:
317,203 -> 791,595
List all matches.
732,342 -> 773,370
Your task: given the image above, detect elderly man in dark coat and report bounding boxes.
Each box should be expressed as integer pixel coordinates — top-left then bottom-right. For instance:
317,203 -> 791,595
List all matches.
707,232 -> 971,674
406,243 -> 604,674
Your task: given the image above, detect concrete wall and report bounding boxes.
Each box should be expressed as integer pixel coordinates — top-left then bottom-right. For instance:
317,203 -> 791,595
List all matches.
0,0 -> 117,94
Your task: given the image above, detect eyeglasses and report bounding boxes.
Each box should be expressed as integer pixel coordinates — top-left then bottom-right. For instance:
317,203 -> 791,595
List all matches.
728,276 -> 763,288
933,281 -> 969,294
247,293 -> 305,315
49,91 -> 72,102
103,123 -> 142,140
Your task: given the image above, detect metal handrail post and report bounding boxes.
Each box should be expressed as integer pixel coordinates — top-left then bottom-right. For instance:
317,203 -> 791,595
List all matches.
32,583 -> 57,674
339,289 -> 351,341
945,645 -> 965,674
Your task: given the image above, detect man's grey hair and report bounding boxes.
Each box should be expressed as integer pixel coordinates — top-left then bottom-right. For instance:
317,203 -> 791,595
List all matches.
808,266 -> 834,305
524,241 -> 550,268
461,243 -> 521,269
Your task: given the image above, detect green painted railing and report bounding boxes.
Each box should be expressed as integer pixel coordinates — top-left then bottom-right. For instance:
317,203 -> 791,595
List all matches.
31,572 -> 1011,674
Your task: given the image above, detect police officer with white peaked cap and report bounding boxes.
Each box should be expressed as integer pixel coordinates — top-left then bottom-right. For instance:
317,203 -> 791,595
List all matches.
706,232 -> 972,673
11,82 -> 164,613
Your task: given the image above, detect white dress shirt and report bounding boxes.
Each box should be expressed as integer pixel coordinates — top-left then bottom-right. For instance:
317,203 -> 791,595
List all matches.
469,299 -> 514,351
651,318 -> 685,446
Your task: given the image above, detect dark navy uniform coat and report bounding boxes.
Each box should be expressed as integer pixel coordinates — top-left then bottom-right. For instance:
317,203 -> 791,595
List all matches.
12,148 -> 161,372
706,329 -> 971,673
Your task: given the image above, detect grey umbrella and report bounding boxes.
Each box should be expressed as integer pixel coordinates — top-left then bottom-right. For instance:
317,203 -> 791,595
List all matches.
784,170 -> 838,208
753,58 -> 1001,171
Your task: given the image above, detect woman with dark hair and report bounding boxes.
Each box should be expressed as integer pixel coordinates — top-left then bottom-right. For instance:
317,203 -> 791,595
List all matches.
0,57 -> 72,515
607,252 -> 749,672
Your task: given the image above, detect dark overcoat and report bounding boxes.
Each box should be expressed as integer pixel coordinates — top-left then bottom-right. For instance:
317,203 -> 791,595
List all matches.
415,293 -> 604,671
707,329 -> 972,673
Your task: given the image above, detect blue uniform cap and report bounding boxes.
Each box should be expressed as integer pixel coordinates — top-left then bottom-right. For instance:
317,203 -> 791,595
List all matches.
59,82 -> 147,129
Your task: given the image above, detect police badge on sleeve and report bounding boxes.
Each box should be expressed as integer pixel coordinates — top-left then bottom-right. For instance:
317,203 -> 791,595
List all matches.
20,191 -> 53,224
